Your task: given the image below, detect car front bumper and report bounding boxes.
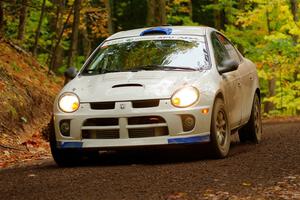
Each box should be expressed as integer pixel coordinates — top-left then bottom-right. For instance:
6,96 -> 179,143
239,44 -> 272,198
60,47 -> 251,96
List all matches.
57,133 -> 210,149
54,99 -> 212,149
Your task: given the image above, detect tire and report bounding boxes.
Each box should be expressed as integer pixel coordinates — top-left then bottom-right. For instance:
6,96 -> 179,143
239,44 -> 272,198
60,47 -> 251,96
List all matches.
49,118 -> 83,167
239,94 -> 262,143
210,98 -> 231,158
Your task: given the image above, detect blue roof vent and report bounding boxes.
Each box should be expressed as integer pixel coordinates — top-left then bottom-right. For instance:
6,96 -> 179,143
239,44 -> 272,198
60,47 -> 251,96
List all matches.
140,27 -> 172,36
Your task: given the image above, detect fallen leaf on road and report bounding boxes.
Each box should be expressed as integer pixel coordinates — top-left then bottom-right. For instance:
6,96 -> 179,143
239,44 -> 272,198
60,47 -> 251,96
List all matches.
28,174 -> 36,177
242,182 -> 252,186
165,192 -> 189,200
4,150 -> 10,157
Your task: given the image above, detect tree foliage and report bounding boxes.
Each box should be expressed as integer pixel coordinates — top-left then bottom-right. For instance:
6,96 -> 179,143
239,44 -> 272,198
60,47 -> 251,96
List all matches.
221,0 -> 300,115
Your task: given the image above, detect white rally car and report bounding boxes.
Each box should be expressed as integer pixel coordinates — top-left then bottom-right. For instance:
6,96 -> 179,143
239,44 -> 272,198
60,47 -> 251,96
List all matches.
50,26 -> 262,166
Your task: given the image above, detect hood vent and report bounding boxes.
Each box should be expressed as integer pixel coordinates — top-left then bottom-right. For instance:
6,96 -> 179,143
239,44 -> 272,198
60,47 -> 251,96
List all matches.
112,83 -> 143,88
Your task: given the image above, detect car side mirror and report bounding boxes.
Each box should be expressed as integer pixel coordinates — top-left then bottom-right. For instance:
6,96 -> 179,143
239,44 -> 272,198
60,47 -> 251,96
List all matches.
218,59 -> 239,74
64,67 -> 78,85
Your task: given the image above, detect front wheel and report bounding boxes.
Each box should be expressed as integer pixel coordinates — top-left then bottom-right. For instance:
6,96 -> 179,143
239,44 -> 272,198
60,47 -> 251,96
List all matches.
210,98 -> 231,158
239,94 -> 262,143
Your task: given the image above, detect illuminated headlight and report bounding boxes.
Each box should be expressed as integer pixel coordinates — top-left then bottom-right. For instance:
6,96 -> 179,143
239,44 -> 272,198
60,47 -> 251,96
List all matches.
171,87 -> 199,108
58,93 -> 80,113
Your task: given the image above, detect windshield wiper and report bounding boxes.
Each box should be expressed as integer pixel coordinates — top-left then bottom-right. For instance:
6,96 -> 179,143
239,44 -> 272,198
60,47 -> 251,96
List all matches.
128,65 -> 199,72
82,68 -> 121,75
102,69 -> 120,73
83,65 -> 203,75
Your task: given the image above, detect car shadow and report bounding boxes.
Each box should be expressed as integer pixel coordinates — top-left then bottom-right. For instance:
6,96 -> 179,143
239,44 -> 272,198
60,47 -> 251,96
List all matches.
36,144 -> 218,169
229,140 -> 261,157
80,144 -> 214,167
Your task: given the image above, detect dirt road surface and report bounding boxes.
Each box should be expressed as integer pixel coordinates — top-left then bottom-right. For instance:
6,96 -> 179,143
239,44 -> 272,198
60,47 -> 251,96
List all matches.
1,121 -> 300,200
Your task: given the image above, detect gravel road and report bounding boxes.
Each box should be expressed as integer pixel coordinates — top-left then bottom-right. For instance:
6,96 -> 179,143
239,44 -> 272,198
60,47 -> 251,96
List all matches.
1,121 -> 300,200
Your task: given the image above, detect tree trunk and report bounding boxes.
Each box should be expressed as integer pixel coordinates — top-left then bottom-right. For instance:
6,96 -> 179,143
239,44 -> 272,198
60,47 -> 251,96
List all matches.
264,78 -> 276,113
290,0 -> 298,22
289,0 -> 299,85
266,7 -> 271,35
263,8 -> 276,114
213,0 -> 221,29
49,1 -> 72,73
49,0 -> 65,72
17,0 -> 28,41
67,0 -> 81,68
238,0 -> 246,10
81,20 -> 91,58
187,0 -> 192,19
105,0 -> 114,35
147,0 -> 166,26
290,0 -> 298,45
0,1 -> 4,34
32,0 -> 46,56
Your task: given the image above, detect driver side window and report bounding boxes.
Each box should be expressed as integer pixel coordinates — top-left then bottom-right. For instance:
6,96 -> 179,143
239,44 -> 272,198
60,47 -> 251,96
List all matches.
215,33 -> 241,63
211,33 -> 230,67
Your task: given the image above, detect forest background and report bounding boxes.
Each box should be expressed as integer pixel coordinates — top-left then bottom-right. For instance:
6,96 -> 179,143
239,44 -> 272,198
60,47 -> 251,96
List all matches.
0,0 -> 299,116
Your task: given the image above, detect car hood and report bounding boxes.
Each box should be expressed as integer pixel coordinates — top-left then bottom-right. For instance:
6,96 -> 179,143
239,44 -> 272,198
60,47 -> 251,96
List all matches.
63,71 -> 207,102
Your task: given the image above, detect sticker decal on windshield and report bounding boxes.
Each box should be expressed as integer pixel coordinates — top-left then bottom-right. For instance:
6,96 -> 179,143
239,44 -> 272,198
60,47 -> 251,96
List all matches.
104,35 -> 205,46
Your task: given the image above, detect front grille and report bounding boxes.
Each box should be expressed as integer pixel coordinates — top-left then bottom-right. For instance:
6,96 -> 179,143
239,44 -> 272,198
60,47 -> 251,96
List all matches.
90,102 -> 115,110
132,99 -> 159,108
129,128 -> 155,138
128,127 -> 168,138
82,129 -> 119,139
128,116 -> 165,125
83,118 -> 118,126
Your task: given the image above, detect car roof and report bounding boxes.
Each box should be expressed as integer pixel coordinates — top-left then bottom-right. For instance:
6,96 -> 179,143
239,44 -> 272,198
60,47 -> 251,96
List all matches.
106,26 -> 216,41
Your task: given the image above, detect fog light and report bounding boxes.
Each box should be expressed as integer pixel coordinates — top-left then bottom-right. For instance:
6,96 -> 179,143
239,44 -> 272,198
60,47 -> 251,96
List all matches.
181,115 -> 195,132
60,120 -> 70,136
201,108 -> 209,114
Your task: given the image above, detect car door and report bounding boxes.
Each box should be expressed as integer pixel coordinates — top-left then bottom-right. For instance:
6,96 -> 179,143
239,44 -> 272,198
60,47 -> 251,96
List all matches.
237,61 -> 256,123
216,33 -> 253,124
211,32 -> 242,129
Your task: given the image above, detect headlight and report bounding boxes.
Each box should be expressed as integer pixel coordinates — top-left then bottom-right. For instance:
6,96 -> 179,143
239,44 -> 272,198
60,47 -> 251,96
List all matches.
171,87 -> 199,108
58,93 -> 80,113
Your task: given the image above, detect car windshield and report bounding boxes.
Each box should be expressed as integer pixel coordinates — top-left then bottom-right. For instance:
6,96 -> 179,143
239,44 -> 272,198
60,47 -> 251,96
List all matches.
81,36 -> 210,75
